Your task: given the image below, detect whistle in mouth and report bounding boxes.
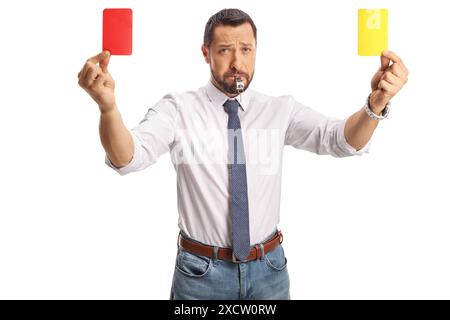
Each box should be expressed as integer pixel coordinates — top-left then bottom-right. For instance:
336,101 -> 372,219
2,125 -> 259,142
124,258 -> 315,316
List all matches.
235,77 -> 244,93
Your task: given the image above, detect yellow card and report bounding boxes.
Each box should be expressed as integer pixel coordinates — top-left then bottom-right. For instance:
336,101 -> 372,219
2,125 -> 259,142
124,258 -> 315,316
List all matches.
358,9 -> 388,56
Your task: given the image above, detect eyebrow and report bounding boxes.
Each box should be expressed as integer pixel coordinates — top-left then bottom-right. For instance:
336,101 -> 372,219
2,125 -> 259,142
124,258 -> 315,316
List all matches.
217,42 -> 254,47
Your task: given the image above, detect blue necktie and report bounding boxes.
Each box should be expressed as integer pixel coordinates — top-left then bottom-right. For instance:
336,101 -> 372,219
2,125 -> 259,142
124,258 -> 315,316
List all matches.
223,99 -> 250,261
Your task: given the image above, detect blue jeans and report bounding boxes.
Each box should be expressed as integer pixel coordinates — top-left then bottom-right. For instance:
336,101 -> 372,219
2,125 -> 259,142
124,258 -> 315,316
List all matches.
170,230 -> 290,300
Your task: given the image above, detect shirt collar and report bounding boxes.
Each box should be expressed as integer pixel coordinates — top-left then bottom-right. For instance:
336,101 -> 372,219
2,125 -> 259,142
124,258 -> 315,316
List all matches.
205,79 -> 251,111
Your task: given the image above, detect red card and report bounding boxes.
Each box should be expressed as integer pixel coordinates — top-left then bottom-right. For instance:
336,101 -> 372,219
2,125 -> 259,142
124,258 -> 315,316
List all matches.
102,8 -> 133,55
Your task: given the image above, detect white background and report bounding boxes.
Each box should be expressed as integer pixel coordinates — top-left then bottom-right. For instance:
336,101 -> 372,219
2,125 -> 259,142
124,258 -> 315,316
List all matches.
0,0 -> 449,299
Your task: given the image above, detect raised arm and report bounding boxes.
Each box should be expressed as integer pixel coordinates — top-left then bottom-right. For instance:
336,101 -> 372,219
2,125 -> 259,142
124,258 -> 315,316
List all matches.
77,50 -> 133,168
344,50 -> 409,150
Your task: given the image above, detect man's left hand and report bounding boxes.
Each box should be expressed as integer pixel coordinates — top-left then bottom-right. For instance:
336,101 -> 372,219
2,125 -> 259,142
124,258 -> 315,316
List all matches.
370,50 -> 409,114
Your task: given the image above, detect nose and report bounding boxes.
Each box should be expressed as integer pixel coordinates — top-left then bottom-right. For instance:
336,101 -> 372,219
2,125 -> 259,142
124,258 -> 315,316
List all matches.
230,51 -> 244,73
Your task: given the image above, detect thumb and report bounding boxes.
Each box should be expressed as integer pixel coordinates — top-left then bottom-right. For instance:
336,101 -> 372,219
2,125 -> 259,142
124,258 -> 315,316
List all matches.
99,50 -> 111,73
379,51 -> 390,72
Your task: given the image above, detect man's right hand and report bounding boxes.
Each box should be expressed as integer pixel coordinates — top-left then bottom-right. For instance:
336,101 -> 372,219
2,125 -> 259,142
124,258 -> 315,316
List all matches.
78,50 -> 116,113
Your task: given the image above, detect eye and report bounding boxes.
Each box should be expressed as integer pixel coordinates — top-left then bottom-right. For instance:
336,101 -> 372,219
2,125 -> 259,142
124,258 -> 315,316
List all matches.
219,48 -> 229,54
242,47 -> 251,53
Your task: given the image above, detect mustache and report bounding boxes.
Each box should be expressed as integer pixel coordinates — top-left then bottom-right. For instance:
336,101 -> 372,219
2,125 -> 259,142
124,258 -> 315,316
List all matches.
224,71 -> 249,78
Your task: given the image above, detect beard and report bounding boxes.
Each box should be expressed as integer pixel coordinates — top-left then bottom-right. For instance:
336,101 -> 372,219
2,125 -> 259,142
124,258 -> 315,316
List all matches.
210,67 -> 254,95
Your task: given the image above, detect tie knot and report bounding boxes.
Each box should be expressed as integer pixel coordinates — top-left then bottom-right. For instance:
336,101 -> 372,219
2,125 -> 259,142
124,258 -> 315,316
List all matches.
223,99 -> 240,114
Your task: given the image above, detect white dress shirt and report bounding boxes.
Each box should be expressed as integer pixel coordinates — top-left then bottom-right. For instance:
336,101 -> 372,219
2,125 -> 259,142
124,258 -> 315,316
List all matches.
105,80 -> 371,247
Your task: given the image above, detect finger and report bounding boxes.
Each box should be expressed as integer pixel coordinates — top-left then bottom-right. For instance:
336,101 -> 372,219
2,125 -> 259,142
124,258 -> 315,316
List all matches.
84,65 -> 101,87
391,63 -> 406,78
87,50 -> 110,65
84,62 -> 101,78
80,62 -> 94,81
382,49 -> 407,71
99,51 -> 111,73
378,79 -> 397,96
78,60 -> 92,79
395,61 -> 408,76
380,54 -> 391,71
78,63 -> 89,80
382,71 -> 398,85
92,73 -> 106,89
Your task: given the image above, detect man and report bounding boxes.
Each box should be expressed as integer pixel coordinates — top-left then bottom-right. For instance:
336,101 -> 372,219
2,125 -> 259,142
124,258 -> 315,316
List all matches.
77,8 -> 408,299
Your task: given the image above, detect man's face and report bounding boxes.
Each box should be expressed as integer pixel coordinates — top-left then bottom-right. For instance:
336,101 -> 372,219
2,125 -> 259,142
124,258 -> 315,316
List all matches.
202,22 -> 256,96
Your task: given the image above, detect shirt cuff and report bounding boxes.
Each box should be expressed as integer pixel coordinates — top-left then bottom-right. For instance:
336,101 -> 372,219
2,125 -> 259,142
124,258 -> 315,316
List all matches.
337,118 -> 372,156
104,131 -> 142,175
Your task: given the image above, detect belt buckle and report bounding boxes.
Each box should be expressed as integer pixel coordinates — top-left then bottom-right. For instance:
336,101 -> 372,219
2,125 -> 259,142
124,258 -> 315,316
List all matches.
232,253 -> 250,264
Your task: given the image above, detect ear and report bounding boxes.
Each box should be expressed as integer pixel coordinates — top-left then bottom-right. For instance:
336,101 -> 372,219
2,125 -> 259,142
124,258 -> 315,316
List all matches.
201,44 -> 210,64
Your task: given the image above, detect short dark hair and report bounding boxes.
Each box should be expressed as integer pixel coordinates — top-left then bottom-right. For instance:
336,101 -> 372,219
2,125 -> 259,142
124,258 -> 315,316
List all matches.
203,8 -> 257,48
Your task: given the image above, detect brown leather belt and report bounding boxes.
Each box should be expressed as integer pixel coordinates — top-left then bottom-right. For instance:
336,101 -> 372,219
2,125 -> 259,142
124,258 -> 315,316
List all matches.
178,230 -> 283,263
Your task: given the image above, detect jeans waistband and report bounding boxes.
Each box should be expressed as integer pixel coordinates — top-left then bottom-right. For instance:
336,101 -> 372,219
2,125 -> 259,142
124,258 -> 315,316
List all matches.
178,228 -> 279,249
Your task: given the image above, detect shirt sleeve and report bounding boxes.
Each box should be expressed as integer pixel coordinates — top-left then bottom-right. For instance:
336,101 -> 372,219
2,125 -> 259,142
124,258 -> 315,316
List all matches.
105,93 -> 179,175
284,96 -> 371,157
